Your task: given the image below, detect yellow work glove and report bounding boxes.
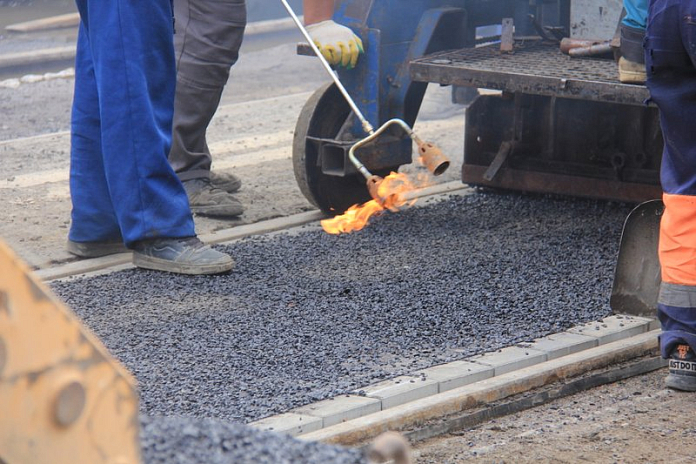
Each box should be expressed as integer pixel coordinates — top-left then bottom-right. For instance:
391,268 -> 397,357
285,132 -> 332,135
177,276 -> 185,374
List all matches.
306,20 -> 364,69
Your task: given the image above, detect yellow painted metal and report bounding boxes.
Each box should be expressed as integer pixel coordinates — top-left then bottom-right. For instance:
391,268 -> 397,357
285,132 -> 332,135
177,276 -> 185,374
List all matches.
0,240 -> 141,464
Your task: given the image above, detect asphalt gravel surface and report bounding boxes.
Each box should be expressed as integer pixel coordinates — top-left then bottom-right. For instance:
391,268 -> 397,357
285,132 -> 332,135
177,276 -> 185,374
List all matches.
140,415 -> 366,464
53,191 -> 632,426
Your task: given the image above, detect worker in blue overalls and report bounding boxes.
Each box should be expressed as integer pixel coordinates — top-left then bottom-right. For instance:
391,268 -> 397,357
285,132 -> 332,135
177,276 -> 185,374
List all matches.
645,0 -> 696,391
66,0 -> 234,275
169,0 -> 364,218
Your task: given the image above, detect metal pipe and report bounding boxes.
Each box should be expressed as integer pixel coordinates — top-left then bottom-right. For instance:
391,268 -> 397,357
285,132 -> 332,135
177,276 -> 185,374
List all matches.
560,38 -> 602,54
347,118 -> 414,180
568,42 -> 613,57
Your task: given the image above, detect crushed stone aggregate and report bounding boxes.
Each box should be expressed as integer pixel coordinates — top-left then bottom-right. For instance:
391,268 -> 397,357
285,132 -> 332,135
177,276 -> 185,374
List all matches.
140,415 -> 366,464
53,192 -> 632,426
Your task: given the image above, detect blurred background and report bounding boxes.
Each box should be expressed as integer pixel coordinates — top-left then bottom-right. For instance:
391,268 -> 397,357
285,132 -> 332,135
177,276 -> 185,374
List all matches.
0,0 -> 304,29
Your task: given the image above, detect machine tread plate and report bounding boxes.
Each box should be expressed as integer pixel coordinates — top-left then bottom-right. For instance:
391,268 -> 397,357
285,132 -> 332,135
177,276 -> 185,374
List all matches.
411,40 -> 650,105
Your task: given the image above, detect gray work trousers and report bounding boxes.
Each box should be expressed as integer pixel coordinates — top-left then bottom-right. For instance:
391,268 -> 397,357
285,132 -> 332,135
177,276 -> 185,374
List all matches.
170,0 -> 247,181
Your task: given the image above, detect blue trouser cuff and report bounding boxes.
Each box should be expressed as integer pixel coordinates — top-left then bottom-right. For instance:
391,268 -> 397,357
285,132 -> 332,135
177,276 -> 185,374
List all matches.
658,303 -> 696,357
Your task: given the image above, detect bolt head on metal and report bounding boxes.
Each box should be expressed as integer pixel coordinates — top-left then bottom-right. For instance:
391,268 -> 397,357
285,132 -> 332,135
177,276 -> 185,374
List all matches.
54,381 -> 86,427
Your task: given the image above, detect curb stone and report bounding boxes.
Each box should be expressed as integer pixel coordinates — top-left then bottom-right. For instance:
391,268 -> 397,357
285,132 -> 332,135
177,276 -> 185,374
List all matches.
250,316 -> 656,441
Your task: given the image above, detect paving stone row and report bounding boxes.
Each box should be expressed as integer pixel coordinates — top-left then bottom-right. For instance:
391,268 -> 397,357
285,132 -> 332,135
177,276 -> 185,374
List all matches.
253,315 -> 653,435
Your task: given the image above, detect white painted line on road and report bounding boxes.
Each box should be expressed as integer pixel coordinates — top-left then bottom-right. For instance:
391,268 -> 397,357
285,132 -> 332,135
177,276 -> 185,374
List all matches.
0,130 -> 69,147
0,46 -> 76,68
0,17 -> 302,70
5,13 -> 80,33
0,103 -> 462,192
245,17 -> 304,36
0,143 -> 292,192
0,91 -> 312,190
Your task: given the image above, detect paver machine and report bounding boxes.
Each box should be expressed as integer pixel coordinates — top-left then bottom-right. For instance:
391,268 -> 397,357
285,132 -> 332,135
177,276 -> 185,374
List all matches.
292,0 -> 663,214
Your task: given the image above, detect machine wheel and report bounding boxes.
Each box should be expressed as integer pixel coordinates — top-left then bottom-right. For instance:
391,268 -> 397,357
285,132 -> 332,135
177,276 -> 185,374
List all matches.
293,83 -> 388,215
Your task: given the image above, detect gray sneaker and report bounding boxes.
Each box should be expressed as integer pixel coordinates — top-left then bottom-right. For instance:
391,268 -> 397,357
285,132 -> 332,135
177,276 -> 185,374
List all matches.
132,237 -> 234,275
67,239 -> 128,258
183,178 -> 244,217
210,171 -> 242,193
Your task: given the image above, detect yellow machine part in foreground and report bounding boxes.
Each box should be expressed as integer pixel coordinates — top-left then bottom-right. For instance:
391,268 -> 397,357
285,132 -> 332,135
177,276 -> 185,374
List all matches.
0,240 -> 141,464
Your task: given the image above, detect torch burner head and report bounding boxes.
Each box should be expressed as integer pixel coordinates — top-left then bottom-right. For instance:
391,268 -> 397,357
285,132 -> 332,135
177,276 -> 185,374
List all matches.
417,140 -> 450,176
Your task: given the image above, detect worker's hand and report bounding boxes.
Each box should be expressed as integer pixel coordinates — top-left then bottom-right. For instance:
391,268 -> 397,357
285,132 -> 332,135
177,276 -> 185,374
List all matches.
306,20 -> 364,69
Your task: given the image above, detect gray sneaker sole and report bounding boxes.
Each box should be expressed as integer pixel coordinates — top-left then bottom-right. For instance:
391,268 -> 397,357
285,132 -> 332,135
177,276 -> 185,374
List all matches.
67,240 -> 129,258
132,254 -> 234,275
665,373 -> 696,392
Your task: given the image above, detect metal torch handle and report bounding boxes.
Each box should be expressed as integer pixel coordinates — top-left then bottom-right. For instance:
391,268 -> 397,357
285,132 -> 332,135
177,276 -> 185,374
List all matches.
280,0 -> 374,135
348,119 -> 416,180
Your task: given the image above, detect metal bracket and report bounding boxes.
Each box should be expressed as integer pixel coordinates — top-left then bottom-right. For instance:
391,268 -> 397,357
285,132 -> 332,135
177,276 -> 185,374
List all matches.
500,18 -> 514,53
484,141 -> 514,181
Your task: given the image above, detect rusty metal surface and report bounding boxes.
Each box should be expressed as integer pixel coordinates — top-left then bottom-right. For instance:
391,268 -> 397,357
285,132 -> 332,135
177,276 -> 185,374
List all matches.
462,164 -> 662,203
411,40 -> 650,105
0,240 -> 141,464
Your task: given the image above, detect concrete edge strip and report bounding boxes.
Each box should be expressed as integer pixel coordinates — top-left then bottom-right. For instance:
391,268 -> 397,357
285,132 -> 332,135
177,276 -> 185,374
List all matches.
0,17 -> 301,71
248,316 -> 655,437
37,181 -> 468,281
298,329 -> 660,446
401,355 -> 667,446
37,210 -> 323,282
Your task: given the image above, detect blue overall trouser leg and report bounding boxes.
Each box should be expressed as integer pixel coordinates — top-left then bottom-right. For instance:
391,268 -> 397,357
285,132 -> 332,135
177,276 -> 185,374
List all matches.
645,0 -> 696,355
69,0 -> 195,247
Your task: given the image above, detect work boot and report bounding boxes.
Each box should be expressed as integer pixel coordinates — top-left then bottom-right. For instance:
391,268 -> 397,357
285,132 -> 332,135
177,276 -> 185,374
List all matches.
618,57 -> 647,84
666,343 -> 696,392
67,239 -> 128,258
132,236 -> 233,275
210,171 -> 242,193
618,24 -> 646,84
183,178 -> 244,218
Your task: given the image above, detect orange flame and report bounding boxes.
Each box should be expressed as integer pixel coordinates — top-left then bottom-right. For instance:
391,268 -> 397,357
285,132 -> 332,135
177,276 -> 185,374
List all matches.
321,171 -> 429,235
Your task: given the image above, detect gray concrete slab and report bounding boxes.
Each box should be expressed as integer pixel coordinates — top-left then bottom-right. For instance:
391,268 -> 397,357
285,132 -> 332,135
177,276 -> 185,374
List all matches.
294,395 -> 382,428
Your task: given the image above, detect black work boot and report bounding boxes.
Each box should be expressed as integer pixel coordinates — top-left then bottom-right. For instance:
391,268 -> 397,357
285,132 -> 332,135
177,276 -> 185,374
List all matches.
666,343 -> 696,392
619,24 -> 646,84
67,239 -> 128,258
183,178 -> 244,218
132,236 -> 234,275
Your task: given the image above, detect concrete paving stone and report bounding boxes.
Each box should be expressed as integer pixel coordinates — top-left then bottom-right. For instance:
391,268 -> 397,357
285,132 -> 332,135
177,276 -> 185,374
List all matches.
470,346 -> 547,376
419,360 -> 495,393
648,318 -> 660,331
568,315 -> 651,345
523,332 -> 599,361
294,395 -> 382,428
249,413 -> 323,437
354,375 -> 439,410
